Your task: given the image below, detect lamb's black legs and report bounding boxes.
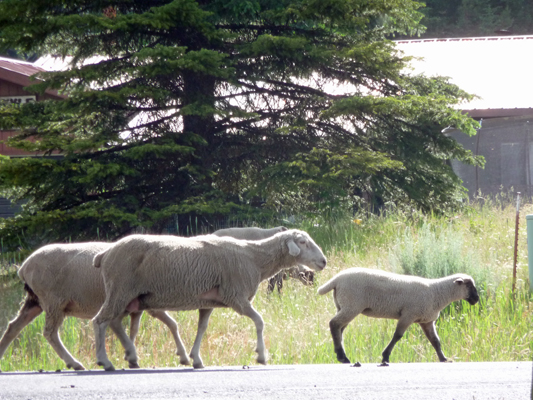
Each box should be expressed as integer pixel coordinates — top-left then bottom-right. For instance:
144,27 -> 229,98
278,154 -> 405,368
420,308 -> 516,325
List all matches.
329,320 -> 351,363
419,321 -> 447,362
328,307 -> 358,364
382,320 -> 411,363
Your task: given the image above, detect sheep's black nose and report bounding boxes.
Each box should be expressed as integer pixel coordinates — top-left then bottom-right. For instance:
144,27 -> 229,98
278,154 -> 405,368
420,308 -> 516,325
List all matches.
467,291 -> 480,305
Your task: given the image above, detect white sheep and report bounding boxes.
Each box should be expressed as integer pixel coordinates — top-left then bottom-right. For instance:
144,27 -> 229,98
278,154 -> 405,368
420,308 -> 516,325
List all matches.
212,226 -> 288,240
213,226 -> 315,293
0,242 -> 190,371
92,229 -> 327,371
317,267 -> 479,365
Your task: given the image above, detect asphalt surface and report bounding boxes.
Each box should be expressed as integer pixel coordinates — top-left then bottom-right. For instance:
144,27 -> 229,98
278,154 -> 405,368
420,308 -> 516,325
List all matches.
0,361 -> 531,400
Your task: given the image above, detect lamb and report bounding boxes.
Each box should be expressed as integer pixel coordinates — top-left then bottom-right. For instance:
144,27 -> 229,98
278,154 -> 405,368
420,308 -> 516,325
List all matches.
92,229 -> 327,371
0,242 -> 190,371
213,226 -> 315,293
317,267 -> 479,365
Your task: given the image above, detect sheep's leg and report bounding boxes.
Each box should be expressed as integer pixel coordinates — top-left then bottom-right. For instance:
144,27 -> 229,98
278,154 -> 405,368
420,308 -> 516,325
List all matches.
109,317 -> 139,369
129,311 -> 142,342
93,294 -> 132,371
93,318 -> 114,371
305,271 -> 314,285
382,320 -> 412,363
0,297 -> 42,362
291,266 -> 313,286
190,308 -> 214,369
240,303 -> 266,365
297,272 -> 313,286
277,273 -> 284,293
43,311 -> 86,371
328,310 -> 355,364
148,310 -> 191,366
267,277 -> 276,293
267,273 -> 283,294
419,321 -> 447,362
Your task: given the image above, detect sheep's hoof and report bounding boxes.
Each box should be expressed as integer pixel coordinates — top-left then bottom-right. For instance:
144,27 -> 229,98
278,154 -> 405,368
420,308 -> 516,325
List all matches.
177,351 -> 192,366
335,350 -> 351,364
351,362 -> 362,367
192,362 -> 205,369
256,353 -> 267,365
378,362 -> 389,367
67,362 -> 85,371
129,362 -> 140,369
97,361 -> 116,372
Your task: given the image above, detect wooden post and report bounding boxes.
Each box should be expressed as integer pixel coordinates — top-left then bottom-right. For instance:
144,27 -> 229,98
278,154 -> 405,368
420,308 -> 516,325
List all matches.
512,192 -> 521,294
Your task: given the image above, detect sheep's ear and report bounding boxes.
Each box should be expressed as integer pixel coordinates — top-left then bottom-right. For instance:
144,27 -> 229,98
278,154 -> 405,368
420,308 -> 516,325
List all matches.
287,240 -> 301,256
454,278 -> 464,285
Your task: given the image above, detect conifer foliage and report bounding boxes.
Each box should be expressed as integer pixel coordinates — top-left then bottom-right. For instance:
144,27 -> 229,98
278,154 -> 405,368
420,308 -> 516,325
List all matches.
0,0 -> 482,246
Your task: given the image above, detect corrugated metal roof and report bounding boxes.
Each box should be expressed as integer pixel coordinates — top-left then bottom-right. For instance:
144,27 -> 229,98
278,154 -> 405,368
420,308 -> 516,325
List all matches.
396,35 -> 533,111
396,35 -> 533,44
461,107 -> 533,118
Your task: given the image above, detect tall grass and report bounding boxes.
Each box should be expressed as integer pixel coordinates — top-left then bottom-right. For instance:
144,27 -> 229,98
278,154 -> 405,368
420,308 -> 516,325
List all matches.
0,201 -> 531,371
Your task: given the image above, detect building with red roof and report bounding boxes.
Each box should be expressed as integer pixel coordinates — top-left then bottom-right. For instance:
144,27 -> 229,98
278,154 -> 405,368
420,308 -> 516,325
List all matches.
0,57 -> 65,217
0,56 -> 64,157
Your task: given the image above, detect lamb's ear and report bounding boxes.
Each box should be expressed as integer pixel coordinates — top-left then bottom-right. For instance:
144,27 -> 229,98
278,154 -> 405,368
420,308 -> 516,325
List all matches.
287,240 -> 301,256
454,278 -> 464,285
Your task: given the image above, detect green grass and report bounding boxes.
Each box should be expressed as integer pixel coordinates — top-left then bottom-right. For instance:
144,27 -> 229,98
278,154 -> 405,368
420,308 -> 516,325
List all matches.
0,201 -> 532,371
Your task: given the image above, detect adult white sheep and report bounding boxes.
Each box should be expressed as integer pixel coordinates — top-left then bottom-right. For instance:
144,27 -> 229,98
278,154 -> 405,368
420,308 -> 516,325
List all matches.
92,229 -> 327,371
212,226 -> 315,293
318,267 -> 479,365
212,226 -> 288,240
0,242 -> 190,371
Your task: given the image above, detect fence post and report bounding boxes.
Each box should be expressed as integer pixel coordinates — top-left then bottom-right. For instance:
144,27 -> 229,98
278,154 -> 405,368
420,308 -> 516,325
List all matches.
512,193 -> 521,293
526,214 -> 533,292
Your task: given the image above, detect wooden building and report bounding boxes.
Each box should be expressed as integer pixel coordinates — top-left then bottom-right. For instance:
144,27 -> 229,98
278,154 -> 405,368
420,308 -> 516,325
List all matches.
0,57 -> 64,217
0,57 -> 64,157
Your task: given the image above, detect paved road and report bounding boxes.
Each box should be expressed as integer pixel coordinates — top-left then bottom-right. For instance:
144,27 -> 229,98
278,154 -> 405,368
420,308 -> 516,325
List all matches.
0,362 -> 531,400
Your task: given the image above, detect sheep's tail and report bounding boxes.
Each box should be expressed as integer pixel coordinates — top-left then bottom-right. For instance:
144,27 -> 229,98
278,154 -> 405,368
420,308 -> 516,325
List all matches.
15,264 -> 25,281
93,249 -> 109,268
317,277 -> 337,295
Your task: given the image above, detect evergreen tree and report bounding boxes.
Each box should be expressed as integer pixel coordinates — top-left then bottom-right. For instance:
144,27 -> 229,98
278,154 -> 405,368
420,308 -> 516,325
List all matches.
0,0 -> 482,247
